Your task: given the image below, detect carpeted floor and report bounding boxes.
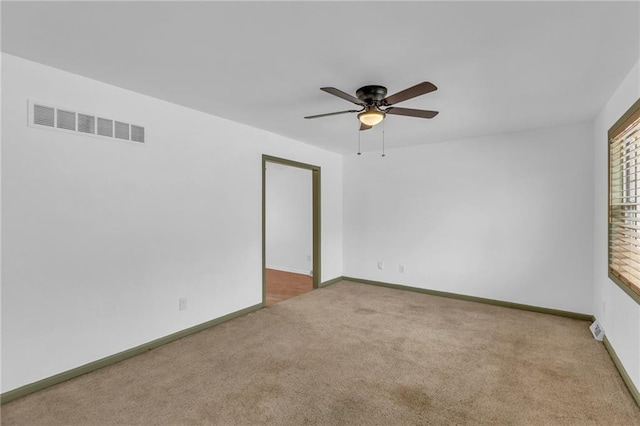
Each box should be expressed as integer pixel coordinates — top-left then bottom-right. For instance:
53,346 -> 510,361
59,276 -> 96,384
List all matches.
2,280 -> 639,425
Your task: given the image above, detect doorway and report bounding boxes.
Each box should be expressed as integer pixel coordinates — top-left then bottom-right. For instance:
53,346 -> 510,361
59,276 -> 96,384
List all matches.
262,155 -> 320,306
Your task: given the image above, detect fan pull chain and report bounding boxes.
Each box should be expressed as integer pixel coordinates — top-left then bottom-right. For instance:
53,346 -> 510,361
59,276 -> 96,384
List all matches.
357,128 -> 362,155
382,121 -> 386,157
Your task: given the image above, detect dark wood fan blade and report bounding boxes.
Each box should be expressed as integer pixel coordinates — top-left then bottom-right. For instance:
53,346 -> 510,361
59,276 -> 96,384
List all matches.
304,110 -> 359,119
385,107 -> 439,119
360,123 -> 372,131
320,87 -> 364,105
382,82 -> 437,106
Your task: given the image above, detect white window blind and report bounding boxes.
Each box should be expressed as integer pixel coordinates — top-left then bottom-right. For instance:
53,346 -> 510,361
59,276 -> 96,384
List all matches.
609,104 -> 640,300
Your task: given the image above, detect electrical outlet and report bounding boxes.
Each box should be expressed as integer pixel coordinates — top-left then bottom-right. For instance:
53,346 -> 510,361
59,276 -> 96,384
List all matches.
399,265 -> 405,273
179,298 -> 187,311
377,261 -> 384,270
307,255 -> 311,262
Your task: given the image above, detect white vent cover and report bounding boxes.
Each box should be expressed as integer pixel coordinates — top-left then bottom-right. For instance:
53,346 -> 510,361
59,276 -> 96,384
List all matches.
115,121 -> 129,140
33,104 -> 55,127
131,125 -> 145,143
97,117 -> 113,137
57,109 -> 76,131
78,113 -> 95,134
28,100 -> 146,144
590,320 -> 605,341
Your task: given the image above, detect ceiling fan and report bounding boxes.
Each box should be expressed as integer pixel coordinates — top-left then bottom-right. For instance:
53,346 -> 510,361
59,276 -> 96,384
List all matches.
304,82 -> 439,130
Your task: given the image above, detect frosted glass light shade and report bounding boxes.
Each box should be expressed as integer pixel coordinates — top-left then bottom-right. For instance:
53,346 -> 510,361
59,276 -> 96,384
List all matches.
358,109 -> 386,126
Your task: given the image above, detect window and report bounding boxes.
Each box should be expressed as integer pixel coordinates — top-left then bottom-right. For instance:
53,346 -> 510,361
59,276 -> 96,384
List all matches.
609,98 -> 640,303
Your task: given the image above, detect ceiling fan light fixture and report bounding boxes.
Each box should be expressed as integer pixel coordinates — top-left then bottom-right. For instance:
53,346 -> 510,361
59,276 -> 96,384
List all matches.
358,108 -> 386,126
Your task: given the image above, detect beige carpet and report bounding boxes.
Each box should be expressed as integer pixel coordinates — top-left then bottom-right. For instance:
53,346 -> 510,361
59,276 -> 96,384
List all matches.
2,281 -> 639,425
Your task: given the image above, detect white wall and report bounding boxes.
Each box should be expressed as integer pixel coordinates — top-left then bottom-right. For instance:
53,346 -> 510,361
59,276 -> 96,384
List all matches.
266,162 -> 312,275
0,53 -> 343,393
593,59 -> 640,391
344,122 -> 594,314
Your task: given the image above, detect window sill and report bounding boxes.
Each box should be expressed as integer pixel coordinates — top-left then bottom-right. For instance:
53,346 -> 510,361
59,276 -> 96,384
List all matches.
608,271 -> 640,305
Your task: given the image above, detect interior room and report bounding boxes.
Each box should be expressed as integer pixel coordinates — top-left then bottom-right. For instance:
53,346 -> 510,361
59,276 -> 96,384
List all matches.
2,1 -> 640,424
265,160 -> 315,306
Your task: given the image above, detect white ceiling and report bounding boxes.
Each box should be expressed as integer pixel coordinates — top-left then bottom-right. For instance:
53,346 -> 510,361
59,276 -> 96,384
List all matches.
2,1 -> 639,154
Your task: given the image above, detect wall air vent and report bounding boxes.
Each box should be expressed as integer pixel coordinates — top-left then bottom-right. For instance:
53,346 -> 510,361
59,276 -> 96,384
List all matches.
77,113 -> 95,134
115,121 -> 130,140
28,100 -> 146,144
33,104 -> 55,127
131,125 -> 145,143
97,117 -> 113,137
56,109 -> 76,131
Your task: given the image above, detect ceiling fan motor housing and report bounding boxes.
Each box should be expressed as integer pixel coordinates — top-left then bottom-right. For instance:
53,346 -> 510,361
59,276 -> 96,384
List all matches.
356,85 -> 387,105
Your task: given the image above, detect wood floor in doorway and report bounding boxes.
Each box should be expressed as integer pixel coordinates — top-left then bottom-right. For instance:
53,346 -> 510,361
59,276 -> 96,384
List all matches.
265,269 -> 313,307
